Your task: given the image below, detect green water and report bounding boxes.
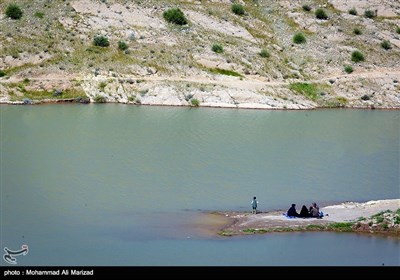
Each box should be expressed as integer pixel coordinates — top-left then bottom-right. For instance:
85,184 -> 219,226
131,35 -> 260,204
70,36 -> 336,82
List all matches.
1,104 -> 399,266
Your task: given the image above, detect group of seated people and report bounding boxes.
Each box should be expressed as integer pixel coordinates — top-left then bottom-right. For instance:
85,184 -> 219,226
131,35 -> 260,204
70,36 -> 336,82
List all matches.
287,202 -> 323,218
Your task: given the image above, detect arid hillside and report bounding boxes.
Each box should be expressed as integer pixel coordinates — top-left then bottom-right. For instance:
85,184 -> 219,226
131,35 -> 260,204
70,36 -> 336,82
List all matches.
0,0 -> 399,109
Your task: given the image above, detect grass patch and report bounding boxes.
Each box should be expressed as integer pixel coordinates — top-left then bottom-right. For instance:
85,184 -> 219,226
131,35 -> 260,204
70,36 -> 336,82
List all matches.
305,225 -> 325,230
211,44 -> 224,53
289,82 -> 323,101
20,88 -> 86,100
327,222 -> 354,232
210,68 -> 243,77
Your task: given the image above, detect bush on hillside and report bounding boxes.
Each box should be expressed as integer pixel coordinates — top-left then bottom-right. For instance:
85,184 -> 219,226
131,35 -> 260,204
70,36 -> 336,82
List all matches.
293,32 -> 306,44
231,4 -> 245,15
93,36 -> 110,47
5,4 -> 23,20
163,8 -> 188,25
315,8 -> 328,20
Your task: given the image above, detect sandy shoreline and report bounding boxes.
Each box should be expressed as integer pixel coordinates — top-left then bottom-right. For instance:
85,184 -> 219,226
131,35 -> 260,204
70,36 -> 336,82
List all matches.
199,199 -> 400,237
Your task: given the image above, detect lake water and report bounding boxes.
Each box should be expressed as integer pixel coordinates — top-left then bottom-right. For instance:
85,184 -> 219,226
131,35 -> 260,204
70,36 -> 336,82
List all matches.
1,104 -> 399,266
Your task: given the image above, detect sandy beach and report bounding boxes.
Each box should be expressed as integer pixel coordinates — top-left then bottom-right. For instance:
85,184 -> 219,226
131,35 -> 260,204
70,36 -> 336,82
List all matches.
200,199 -> 400,237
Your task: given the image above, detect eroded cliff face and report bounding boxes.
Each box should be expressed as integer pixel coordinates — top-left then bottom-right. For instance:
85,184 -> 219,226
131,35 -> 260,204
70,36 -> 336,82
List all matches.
1,0 -> 399,109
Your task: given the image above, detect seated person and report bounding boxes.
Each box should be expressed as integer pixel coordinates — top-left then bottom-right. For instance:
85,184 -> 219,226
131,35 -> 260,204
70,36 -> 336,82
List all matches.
298,205 -> 311,218
309,202 -> 319,212
287,204 -> 299,218
310,205 -> 320,218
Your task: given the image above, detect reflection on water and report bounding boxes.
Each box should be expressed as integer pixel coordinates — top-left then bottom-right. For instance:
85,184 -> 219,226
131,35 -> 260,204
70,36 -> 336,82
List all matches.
1,104 -> 399,265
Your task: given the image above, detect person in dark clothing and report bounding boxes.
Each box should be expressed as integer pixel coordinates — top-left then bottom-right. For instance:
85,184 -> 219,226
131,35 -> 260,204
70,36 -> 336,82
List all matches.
287,204 -> 299,217
299,205 -> 311,218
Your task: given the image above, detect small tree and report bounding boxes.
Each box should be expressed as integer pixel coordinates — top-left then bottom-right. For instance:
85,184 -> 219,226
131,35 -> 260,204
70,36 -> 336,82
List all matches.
0,70 -> 6,77
293,32 -> 306,44
351,51 -> 364,62
231,4 -> 245,15
396,27 -> 400,34
93,36 -> 110,47
5,4 -> 23,20
315,8 -> 328,20
212,44 -> 223,53
163,8 -> 188,25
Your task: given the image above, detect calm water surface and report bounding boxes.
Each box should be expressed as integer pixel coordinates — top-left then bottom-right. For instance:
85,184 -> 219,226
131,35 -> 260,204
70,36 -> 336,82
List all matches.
1,104 -> 399,266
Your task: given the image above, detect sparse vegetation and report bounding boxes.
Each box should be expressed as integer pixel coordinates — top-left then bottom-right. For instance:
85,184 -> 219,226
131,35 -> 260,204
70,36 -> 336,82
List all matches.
93,36 -> 110,47
212,44 -> 224,53
293,32 -> 306,44
344,65 -> 353,74
381,40 -> 391,50
0,70 -> 6,77
210,68 -> 242,77
163,8 -> 188,25
351,51 -> 364,62
315,8 -> 328,20
289,83 -> 320,101
231,4 -> 245,16
34,11 -> 44,19
5,3 -> 23,20
348,8 -> 357,15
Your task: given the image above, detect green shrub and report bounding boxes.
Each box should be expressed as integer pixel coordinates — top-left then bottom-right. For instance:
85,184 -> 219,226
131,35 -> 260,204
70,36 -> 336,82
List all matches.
361,94 -> 370,101
0,70 -> 6,77
163,8 -> 188,25
190,98 -> 200,107
212,44 -> 223,53
118,41 -> 128,51
259,49 -> 270,58
380,40 -> 391,50
94,95 -> 107,103
351,50 -> 364,62
315,8 -> 328,20
364,10 -> 376,19
231,4 -> 245,15
344,65 -> 353,74
353,28 -> 362,35
93,36 -> 110,47
302,5 -> 312,12
5,4 -> 23,20
293,32 -> 306,44
34,11 -> 44,18
396,27 -> 400,34
348,8 -> 357,15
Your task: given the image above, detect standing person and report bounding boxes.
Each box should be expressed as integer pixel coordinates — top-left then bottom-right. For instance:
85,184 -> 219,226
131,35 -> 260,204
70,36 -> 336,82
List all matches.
251,196 -> 258,214
287,203 -> 299,218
